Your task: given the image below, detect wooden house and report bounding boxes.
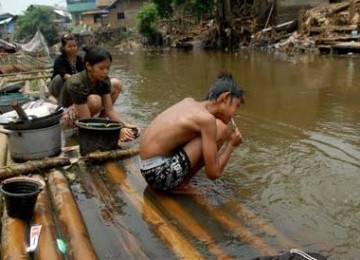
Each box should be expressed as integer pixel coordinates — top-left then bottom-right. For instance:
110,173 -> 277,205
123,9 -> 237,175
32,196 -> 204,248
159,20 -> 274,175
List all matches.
107,0 -> 145,29
0,13 -> 17,36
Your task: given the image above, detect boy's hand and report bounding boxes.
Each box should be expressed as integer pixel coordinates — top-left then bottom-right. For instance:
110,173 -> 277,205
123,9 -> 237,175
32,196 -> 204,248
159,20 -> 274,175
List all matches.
228,118 -> 242,147
229,127 -> 242,147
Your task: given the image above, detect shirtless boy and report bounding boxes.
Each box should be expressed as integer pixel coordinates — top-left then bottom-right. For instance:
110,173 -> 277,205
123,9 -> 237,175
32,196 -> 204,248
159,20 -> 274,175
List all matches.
139,73 -> 244,193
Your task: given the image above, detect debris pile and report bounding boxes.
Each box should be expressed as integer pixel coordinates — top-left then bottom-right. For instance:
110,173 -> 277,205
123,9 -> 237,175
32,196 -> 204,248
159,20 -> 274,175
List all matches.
252,0 -> 360,55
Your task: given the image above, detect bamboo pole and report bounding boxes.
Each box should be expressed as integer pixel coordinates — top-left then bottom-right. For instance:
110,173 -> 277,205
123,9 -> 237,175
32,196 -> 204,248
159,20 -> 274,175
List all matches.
0,126 -> 7,167
123,158 -> 290,256
105,162 -> 204,259
47,170 -> 97,260
224,200 -> 298,249
1,207 -> 28,259
76,164 -> 149,258
0,157 -> 71,181
120,159 -> 231,258
32,175 -> 62,260
0,69 -> 52,77
192,195 -> 277,255
82,148 -> 139,163
0,148 -> 138,181
5,75 -> 51,83
145,188 -> 232,259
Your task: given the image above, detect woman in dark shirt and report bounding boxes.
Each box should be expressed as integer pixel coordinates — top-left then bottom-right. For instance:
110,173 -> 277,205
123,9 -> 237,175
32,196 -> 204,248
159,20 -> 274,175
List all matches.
60,46 -> 138,142
49,34 -> 84,101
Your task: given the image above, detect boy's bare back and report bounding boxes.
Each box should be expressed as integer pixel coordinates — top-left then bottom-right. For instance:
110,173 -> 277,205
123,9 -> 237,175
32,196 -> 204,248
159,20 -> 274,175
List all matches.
139,97 -> 215,160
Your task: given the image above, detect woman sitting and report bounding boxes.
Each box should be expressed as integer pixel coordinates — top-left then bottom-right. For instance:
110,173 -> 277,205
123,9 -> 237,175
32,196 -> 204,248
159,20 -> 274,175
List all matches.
49,34 -> 84,102
60,45 -> 138,142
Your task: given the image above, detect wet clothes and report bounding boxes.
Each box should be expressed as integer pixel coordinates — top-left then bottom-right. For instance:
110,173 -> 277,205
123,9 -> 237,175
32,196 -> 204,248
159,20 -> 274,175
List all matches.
139,148 -> 191,191
60,70 -> 111,108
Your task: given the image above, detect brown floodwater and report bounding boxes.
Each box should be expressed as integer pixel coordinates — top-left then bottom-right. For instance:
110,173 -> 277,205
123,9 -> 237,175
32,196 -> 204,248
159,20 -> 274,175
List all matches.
76,50 -> 360,259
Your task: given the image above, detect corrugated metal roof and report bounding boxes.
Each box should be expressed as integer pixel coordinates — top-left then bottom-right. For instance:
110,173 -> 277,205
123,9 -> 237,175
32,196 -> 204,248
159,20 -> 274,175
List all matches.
67,2 -> 97,13
96,0 -> 113,8
0,17 -> 13,25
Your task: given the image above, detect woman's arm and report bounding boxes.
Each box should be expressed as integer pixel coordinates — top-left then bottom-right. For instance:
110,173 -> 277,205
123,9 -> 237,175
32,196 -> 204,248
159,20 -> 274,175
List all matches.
102,94 -> 138,141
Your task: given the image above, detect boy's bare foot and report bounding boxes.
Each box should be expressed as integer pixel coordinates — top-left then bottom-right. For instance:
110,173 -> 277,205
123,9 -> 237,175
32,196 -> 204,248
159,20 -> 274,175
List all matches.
170,185 -> 204,195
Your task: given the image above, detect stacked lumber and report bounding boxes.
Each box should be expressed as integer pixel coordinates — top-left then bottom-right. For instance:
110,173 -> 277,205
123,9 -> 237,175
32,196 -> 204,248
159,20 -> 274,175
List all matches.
252,1 -> 360,55
0,53 -> 51,74
301,0 -> 360,40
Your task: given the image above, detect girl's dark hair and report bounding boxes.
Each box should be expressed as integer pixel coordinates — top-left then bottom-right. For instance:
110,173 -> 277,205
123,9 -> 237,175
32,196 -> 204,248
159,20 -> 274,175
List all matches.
83,46 -> 112,66
205,73 -> 244,103
60,34 -> 76,54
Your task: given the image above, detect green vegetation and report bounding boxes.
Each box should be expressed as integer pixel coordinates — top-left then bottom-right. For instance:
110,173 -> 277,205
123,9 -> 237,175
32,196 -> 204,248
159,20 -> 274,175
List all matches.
136,2 -> 159,44
15,7 -> 58,46
152,0 -> 172,18
136,0 -> 216,44
191,0 -> 216,17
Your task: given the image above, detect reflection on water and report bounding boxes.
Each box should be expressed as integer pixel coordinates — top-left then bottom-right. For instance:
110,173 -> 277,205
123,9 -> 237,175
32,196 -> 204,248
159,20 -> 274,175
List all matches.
111,50 -> 360,259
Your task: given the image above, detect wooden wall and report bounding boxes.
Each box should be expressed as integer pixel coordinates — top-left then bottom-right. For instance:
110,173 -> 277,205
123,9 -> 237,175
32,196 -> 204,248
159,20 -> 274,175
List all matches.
108,0 -> 144,29
275,0 -> 328,24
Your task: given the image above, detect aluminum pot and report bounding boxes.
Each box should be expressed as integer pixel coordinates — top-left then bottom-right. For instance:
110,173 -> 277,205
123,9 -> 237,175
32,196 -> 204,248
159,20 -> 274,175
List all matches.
0,123 -> 61,162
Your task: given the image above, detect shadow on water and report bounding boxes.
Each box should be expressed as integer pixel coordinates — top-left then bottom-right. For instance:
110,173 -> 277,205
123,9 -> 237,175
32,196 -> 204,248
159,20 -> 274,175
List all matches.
70,49 -> 360,259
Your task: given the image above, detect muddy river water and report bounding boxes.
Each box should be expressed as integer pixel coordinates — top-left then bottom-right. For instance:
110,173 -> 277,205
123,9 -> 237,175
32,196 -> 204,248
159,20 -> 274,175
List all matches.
103,50 -> 360,259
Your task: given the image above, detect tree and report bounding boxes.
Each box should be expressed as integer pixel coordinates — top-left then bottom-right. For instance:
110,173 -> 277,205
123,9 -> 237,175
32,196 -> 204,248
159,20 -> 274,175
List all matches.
136,3 -> 159,45
15,7 -> 58,46
152,0 -> 173,18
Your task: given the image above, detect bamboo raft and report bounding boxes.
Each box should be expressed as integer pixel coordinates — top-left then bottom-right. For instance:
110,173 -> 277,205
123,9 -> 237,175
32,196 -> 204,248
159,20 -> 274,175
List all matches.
0,127 -> 329,259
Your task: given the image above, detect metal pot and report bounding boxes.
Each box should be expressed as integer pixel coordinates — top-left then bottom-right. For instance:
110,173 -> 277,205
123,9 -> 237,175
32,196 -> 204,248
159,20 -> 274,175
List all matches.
4,109 -> 63,131
0,123 -> 61,162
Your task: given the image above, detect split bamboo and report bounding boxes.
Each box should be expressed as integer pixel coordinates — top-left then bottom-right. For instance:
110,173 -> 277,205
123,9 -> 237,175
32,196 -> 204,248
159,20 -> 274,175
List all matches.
0,126 -> 7,167
123,158 -> 288,256
48,170 -> 97,260
76,164 -> 149,258
32,175 -> 62,260
121,160 -> 232,258
224,200 -> 298,249
105,162 -> 204,259
192,195 -> 278,255
1,207 -> 28,259
5,75 -> 51,83
145,188 -> 232,259
0,69 -> 52,77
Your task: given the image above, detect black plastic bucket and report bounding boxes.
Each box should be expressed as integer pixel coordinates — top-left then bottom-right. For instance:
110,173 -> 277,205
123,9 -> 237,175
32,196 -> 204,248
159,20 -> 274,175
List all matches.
75,118 -> 122,156
0,179 -> 41,221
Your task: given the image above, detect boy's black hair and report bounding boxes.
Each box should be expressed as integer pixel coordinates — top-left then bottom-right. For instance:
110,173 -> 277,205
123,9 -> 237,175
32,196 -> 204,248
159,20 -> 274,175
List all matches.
205,73 -> 244,103
83,46 -> 112,66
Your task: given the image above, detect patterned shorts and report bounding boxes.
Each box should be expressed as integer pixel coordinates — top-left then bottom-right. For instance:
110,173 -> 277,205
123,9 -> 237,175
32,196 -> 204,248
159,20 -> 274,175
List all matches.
60,106 -> 78,128
139,148 -> 191,191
